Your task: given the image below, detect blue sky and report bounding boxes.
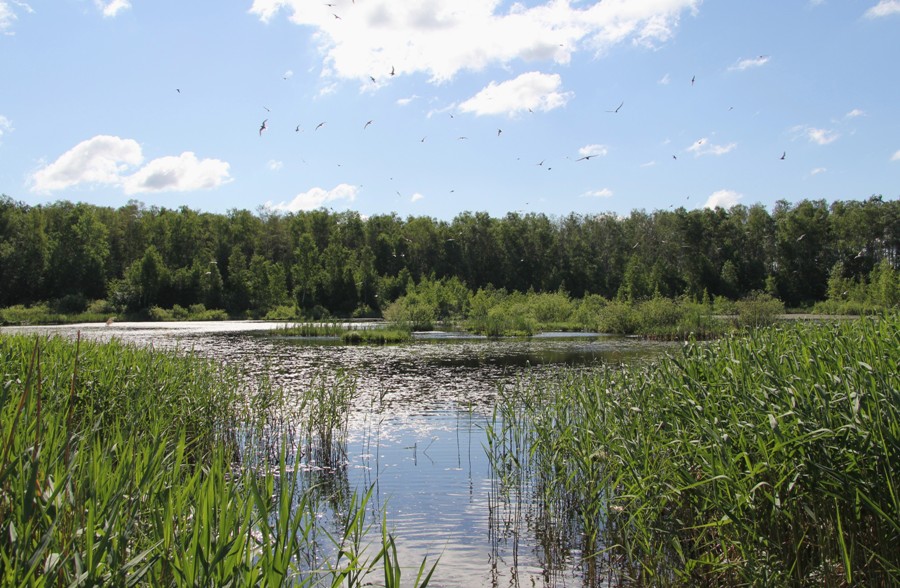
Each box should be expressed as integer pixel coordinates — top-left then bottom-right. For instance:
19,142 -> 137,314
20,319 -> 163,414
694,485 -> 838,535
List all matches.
1,0 -> 898,220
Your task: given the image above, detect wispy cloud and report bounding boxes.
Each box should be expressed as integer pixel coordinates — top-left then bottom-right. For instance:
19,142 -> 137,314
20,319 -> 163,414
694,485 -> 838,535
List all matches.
891,150 -> 900,161
865,0 -> 900,18
94,0 -> 131,18
581,188 -> 613,198
249,0 -> 700,84
282,69 -> 293,79
396,94 -> 420,106
0,114 -> 11,143
658,73 -> 671,85
703,189 -> 743,210
578,144 -> 608,158
266,183 -> 359,212
792,125 -> 840,145
459,71 -> 572,117
728,55 -> 770,71
267,160 -> 284,171
810,167 -> 827,175
1,1 -> 32,34
845,108 -> 865,118
687,137 -> 736,156
30,135 -> 231,194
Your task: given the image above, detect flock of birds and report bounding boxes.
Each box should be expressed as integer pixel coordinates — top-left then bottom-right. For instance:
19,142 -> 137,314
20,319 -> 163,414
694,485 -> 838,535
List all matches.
172,22 -> 789,212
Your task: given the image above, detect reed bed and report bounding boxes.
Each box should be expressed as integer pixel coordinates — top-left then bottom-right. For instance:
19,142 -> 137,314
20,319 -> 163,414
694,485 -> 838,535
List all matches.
487,315 -> 899,586
0,333 -> 435,586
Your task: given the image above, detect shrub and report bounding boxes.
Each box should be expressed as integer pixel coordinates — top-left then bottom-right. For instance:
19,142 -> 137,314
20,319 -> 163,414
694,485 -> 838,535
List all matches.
734,291 -> 784,328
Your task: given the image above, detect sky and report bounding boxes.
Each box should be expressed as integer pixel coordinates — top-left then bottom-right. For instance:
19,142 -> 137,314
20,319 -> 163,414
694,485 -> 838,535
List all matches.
1,0 -> 898,220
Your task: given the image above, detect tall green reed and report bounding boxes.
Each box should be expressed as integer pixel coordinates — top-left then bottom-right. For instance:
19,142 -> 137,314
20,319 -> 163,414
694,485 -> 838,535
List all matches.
0,333 -> 435,586
487,316 -> 899,586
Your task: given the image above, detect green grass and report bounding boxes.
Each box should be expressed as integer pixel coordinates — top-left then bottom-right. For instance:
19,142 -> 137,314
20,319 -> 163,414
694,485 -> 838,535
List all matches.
0,333 -> 435,586
487,315 -> 899,586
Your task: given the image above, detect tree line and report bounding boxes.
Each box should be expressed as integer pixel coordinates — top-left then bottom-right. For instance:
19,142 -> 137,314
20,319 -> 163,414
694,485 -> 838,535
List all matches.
0,194 -> 897,317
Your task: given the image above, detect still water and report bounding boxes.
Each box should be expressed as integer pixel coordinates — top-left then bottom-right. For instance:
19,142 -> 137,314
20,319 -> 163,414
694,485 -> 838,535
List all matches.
3,321 -> 672,587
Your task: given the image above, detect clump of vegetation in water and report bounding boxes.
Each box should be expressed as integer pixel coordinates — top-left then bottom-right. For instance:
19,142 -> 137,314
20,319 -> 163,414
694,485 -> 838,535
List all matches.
0,334 -> 436,586
486,316 -> 899,586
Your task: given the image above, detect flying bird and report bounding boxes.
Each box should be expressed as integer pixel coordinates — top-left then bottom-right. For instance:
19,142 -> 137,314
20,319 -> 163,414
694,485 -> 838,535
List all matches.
796,233 -> 806,241
457,136 -> 468,140
315,122 -> 326,131
259,119 -> 267,135
691,75 -> 696,86
333,13 -> 341,19
576,155 -> 597,161
497,129 -> 502,136
364,120 -> 373,129
780,151 -> 787,160
606,101 -> 624,113
369,75 -> 376,83
295,124 -> 302,132
176,88 -> 180,93
390,66 -> 395,76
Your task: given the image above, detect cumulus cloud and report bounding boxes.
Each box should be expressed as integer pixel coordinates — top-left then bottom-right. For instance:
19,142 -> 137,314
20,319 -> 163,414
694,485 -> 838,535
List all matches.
267,160 -> 284,171
578,144 -> 608,158
703,189 -> 743,210
266,183 -> 359,212
687,137 -> 736,156
891,150 -> 900,161
31,135 -> 143,193
94,0 -> 131,18
459,72 -> 572,116
410,192 -> 424,202
282,69 -> 294,79
845,108 -> 865,118
249,0 -> 699,84
581,188 -> 613,198
121,153 -> 232,195
30,135 -> 231,194
865,0 -> 900,17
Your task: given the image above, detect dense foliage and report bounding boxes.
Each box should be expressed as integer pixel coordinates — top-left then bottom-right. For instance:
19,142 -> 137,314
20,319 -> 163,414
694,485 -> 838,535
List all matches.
1,195 -> 897,319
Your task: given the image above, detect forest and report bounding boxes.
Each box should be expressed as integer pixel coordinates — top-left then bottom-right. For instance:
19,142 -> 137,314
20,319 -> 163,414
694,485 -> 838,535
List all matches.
0,194 -> 897,321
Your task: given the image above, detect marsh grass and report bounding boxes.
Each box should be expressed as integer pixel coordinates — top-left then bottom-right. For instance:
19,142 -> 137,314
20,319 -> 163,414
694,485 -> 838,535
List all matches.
487,316 -> 899,586
0,333 -> 436,586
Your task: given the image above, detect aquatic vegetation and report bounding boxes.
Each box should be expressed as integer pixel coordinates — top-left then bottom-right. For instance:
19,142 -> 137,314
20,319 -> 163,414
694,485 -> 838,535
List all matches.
487,316 -> 899,586
0,333 -> 436,586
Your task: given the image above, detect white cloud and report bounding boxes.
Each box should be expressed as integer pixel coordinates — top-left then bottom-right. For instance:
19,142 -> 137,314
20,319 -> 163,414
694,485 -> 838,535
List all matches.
891,150 -> 900,161
581,188 -> 613,198
122,153 -> 231,195
410,192 -> 424,202
249,0 -> 699,84
728,55 -> 770,71
658,73 -> 671,85
807,127 -> 839,145
791,125 -> 839,145
94,0 -> 131,18
845,108 -> 865,118
459,71 -> 572,117
0,114 -> 11,141
30,135 -> 231,195
31,135 -> 143,193
640,160 -> 657,167
266,183 -> 359,212
1,1 -> 32,34
396,94 -> 420,106
282,69 -> 294,79
865,0 -> 900,17
810,167 -> 827,175
703,189 -> 743,210
578,144 -> 608,157
687,137 -> 736,156
267,159 -> 284,171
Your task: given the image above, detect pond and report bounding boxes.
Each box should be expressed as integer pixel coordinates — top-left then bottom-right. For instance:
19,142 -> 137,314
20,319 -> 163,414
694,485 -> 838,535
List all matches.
3,321 -> 673,587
